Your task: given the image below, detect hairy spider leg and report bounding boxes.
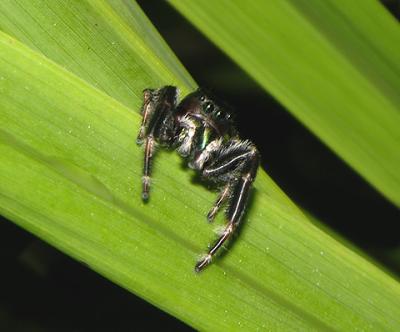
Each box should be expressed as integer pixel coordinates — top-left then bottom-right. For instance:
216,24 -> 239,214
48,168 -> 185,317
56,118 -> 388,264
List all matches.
207,184 -> 230,222
137,89 -> 157,200
138,86 -> 178,201
142,135 -> 155,201
195,140 -> 259,272
137,89 -> 154,144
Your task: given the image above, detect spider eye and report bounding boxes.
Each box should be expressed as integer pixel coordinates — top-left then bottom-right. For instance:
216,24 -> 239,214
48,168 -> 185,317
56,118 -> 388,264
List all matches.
204,102 -> 214,113
199,95 -> 206,102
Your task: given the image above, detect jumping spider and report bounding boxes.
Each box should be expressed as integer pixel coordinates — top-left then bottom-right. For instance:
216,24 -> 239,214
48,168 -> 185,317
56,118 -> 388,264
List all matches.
136,86 -> 259,272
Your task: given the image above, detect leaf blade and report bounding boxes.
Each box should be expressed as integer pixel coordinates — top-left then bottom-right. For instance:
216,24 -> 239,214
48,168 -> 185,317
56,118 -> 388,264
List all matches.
170,0 -> 400,206
1,2 -> 400,330
0,0 -> 196,106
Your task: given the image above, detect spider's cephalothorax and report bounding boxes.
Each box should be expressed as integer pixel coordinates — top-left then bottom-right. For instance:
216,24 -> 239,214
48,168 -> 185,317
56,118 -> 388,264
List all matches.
136,86 -> 259,272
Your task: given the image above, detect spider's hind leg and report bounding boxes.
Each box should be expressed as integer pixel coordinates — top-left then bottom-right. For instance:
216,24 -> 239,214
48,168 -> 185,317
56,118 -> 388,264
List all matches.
195,140 -> 259,272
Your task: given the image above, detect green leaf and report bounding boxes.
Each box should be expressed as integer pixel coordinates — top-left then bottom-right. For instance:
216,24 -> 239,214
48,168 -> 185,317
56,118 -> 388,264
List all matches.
1,1 -> 400,330
0,0 -> 196,103
170,0 -> 400,207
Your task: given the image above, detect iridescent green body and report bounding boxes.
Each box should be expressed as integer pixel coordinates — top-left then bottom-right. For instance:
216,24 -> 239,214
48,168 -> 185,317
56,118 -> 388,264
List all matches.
199,126 -> 211,150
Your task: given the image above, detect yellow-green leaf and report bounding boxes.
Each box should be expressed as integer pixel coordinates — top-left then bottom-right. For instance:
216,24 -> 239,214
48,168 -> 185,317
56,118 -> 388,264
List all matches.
1,1 -> 400,330
170,0 -> 400,207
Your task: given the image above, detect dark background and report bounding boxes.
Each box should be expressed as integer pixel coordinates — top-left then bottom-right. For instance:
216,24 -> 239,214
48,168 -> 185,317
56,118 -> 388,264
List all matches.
1,1 -> 399,331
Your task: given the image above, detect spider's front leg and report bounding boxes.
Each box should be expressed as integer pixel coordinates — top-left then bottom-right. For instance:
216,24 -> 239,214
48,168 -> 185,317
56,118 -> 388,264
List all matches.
194,140 -> 259,272
136,86 -> 178,201
136,89 -> 154,144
